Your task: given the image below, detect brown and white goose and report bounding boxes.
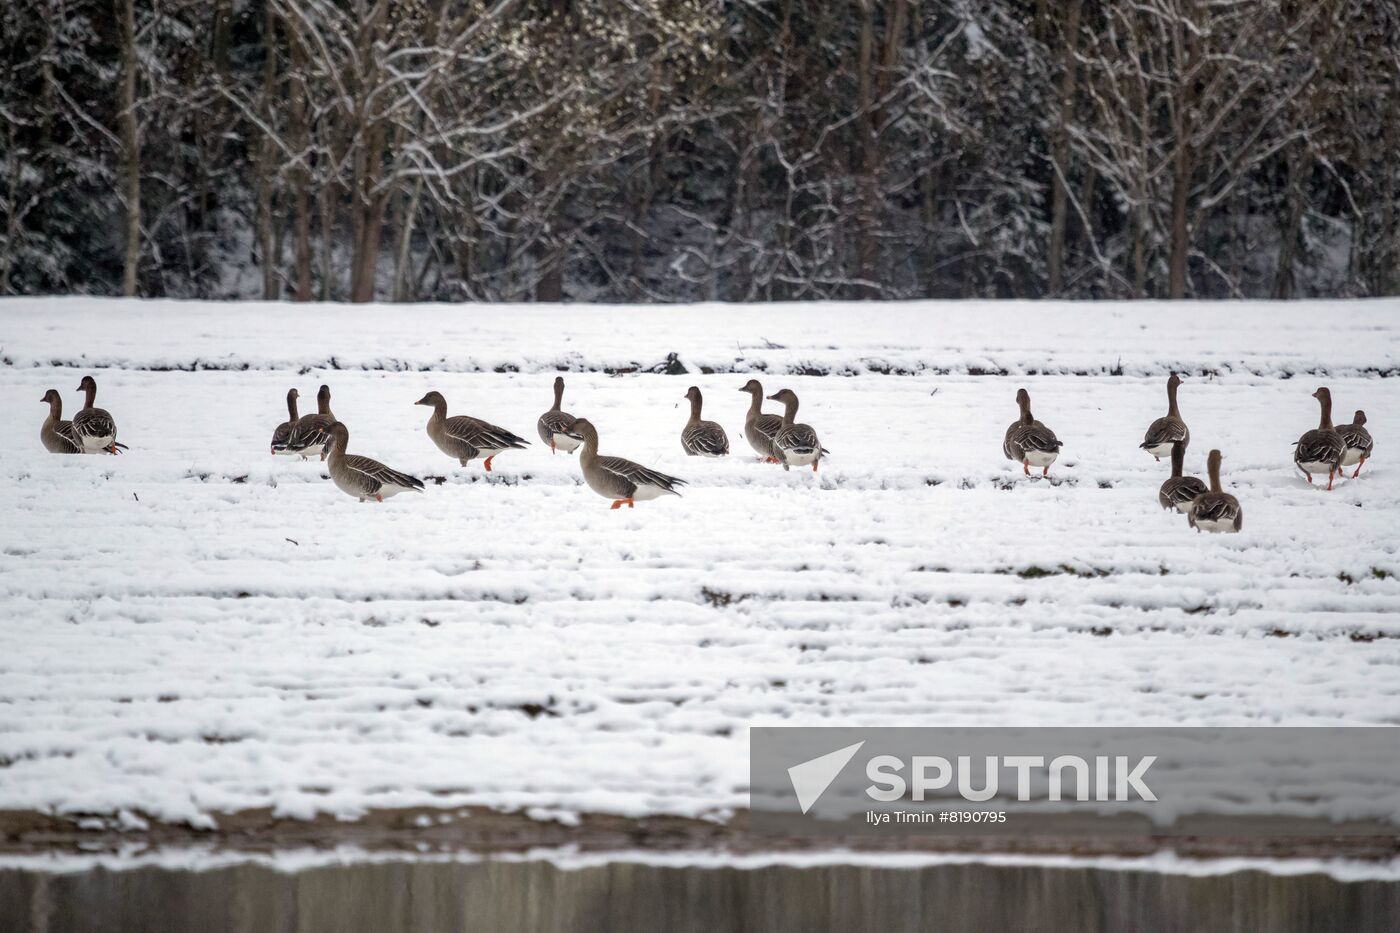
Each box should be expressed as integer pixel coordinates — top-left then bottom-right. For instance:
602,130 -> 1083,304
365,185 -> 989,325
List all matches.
681,387 -> 730,457
1338,410 -> 1374,479
739,379 -> 783,463
1158,440 -> 1208,513
270,388 -> 300,455
1003,388 -> 1062,476
285,384 -> 336,460
416,390 -> 529,471
324,421 -> 424,502
40,389 -> 82,454
766,389 -> 824,472
1188,449 -> 1243,533
1293,387 -> 1346,490
537,376 -> 581,454
72,375 -> 122,454
1140,373 -> 1189,460
563,418 -> 685,508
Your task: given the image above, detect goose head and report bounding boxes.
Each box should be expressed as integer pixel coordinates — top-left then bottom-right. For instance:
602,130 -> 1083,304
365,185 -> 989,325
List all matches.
77,375 -> 97,394
41,389 -> 62,405
415,390 -> 447,409
766,388 -> 798,406
739,379 -> 763,396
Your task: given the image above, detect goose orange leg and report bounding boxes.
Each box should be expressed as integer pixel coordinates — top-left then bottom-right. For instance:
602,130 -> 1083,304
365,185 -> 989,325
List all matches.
484,456 -> 494,471
1042,465 -> 1050,477
550,440 -> 556,454
1353,456 -> 1367,478
610,498 -> 635,509
1327,468 -> 1336,491
812,462 -> 818,473
1022,459 -> 1031,476
374,494 -> 384,503
1303,470 -> 1313,484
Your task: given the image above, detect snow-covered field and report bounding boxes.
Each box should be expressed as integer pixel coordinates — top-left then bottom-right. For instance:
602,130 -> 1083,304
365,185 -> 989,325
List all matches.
1,298 -> 1399,830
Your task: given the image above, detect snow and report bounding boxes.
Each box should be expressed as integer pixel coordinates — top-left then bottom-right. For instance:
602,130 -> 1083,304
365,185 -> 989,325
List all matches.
5,846 -> 1400,884
1,297 -> 1399,829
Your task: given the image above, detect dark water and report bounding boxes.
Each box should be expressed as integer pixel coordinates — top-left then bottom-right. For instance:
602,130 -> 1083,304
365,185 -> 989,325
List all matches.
3,858 -> 1397,933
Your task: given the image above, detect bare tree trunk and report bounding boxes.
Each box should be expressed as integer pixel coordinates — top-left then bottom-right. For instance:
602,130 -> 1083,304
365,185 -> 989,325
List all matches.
116,0 -> 140,296
256,5 -> 278,299
854,0 -> 879,298
288,28 -> 312,301
318,182 -> 334,301
1046,0 -> 1083,296
1273,141 -> 1311,299
393,177 -> 424,302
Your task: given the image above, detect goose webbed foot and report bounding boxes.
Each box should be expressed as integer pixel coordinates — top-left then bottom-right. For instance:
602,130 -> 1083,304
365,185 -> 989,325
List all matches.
1327,469 -> 1336,492
1353,457 -> 1366,478
484,456 -> 494,471
609,498 -> 635,510
1042,466 -> 1049,477
1022,460 -> 1030,476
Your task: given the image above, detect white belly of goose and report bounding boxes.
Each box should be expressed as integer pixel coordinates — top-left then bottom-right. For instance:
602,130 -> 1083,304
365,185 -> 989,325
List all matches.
780,447 -> 820,466
1193,517 -> 1238,534
78,434 -> 114,453
1341,447 -> 1365,466
552,433 -> 581,452
629,484 -> 672,502
1172,500 -> 1195,515
1297,459 -> 1336,474
1143,442 -> 1173,458
1023,449 -> 1059,468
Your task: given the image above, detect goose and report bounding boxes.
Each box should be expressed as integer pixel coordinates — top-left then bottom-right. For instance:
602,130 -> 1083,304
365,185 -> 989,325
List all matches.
563,418 -> 685,508
416,390 -> 529,471
1158,440 -> 1208,513
766,389 -> 825,472
1338,410 -> 1373,478
1188,449 -> 1243,533
270,388 -> 300,455
739,379 -> 783,463
40,389 -> 82,454
285,384 -> 336,460
681,386 -> 730,457
1293,387 -> 1346,490
72,375 -> 122,454
324,421 -> 424,502
1003,388 -> 1062,476
537,376 -> 581,454
1140,373 -> 1189,460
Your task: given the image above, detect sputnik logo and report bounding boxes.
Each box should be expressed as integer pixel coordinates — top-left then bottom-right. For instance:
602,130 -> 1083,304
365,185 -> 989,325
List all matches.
787,741 -> 865,814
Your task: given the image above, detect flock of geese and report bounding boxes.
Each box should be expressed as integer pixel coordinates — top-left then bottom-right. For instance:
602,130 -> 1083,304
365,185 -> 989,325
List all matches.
38,373 -> 1375,531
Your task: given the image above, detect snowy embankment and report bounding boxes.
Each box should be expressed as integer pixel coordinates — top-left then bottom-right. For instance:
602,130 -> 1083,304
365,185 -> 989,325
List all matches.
1,298 -> 1399,831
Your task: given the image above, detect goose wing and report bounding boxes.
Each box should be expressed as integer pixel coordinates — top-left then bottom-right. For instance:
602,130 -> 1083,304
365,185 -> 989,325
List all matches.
444,415 -> 530,452
342,454 -> 424,493
753,413 -> 783,441
72,407 -> 116,439
683,421 -> 730,456
597,455 -> 686,494
1141,416 -> 1187,449
538,410 -> 577,439
1012,423 -> 1061,453
1294,429 -> 1344,464
776,423 -> 820,453
1191,493 -> 1242,527
271,422 -> 295,451
54,420 -> 84,453
286,413 -> 334,451
1339,425 -> 1373,455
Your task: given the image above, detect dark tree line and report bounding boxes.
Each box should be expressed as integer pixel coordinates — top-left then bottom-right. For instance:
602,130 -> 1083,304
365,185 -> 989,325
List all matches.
2,0 -> 1397,302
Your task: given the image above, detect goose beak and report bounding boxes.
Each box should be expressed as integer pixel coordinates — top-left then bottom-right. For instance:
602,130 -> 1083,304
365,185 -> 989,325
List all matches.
765,393 -> 778,401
